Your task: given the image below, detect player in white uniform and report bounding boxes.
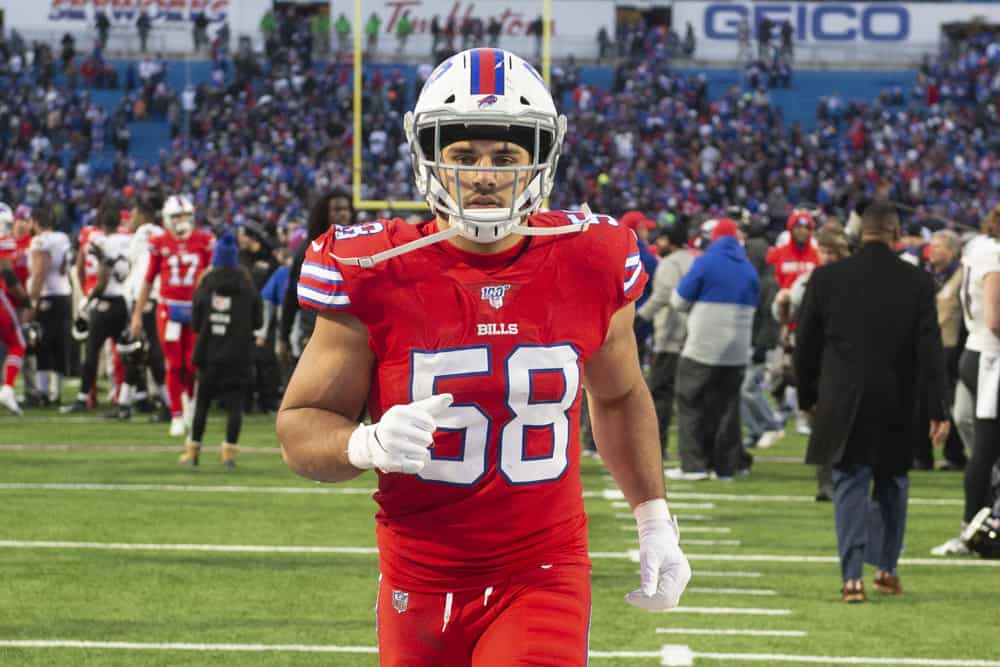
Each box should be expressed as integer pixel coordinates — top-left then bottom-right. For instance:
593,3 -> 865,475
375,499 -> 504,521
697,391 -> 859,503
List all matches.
932,205 -> 1000,556
62,200 -> 134,414
27,207 -> 72,405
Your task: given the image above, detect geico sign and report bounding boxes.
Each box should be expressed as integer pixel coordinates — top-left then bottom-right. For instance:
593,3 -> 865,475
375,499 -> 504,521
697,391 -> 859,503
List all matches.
704,3 -> 910,42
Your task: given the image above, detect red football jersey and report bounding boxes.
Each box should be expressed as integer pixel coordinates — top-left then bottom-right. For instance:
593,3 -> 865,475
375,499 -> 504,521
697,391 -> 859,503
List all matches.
299,211 -> 648,591
144,229 -> 215,303
78,225 -> 102,296
0,232 -> 30,300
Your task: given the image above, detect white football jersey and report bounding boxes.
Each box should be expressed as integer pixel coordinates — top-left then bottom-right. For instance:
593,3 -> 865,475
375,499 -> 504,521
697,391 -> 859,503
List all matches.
128,223 -> 163,301
29,230 -> 72,297
960,235 -> 1000,353
92,232 -> 133,298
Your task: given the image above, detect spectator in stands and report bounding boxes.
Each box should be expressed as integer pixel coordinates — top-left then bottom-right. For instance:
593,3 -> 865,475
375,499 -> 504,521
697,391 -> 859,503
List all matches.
96,12 -> 111,51
637,222 -> 693,459
488,17 -> 502,49
365,12 -> 381,57
60,34 -> 75,71
313,12 -> 331,56
682,23 -> 696,58
333,13 -> 351,56
186,232 -> 261,469
137,11 -> 152,53
669,219 -> 759,480
795,201 -> 949,602
193,13 -> 210,53
757,16 -> 772,61
397,13 -> 414,55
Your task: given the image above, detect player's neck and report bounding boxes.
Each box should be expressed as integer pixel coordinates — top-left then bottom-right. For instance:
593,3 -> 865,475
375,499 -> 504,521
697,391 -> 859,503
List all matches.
437,217 -> 525,255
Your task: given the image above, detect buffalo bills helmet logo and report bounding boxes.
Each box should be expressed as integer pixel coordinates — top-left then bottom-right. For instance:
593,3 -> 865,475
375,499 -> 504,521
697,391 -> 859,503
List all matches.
477,94 -> 499,108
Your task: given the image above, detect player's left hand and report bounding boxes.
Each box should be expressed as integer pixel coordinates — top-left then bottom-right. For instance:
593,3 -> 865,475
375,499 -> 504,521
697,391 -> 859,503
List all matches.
625,498 -> 691,611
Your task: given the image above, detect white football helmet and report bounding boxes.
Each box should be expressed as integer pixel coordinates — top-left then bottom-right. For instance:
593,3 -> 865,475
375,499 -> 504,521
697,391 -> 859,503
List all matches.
162,194 -> 195,238
404,48 -> 568,243
0,202 -> 13,235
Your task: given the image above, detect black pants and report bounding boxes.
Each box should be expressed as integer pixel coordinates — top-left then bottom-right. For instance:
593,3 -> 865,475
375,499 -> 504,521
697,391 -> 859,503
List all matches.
249,343 -> 280,412
959,349 -> 1000,523
675,357 -> 745,476
142,300 -> 166,386
81,296 -> 128,395
649,351 -> 680,458
192,365 -> 248,445
35,295 -> 71,374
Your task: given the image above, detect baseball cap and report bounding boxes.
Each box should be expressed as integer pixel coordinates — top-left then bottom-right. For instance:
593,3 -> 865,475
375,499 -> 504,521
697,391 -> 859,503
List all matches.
710,218 -> 740,241
620,210 -> 657,231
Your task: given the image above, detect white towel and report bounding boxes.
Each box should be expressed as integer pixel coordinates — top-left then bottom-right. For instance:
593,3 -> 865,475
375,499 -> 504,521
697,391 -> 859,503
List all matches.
976,352 -> 1000,419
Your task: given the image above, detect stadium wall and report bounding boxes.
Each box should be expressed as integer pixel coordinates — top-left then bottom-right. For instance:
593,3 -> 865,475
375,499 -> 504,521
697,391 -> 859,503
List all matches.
673,1 -> 1000,66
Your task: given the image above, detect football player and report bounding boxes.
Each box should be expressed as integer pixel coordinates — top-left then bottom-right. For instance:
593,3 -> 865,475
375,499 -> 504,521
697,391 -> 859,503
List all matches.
0,202 -> 26,415
129,195 -> 214,436
62,199 -> 133,414
278,48 -> 691,666
27,207 -> 73,406
933,205 -> 1000,556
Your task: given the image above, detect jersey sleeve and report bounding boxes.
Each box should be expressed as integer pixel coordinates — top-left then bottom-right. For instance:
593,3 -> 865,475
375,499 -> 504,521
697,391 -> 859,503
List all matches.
144,236 -> 162,284
296,229 -> 355,313
622,229 -> 649,307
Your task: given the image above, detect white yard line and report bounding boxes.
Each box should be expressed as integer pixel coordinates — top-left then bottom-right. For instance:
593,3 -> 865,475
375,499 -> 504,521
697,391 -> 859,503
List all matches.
685,587 -> 776,596
664,607 -> 791,616
680,539 -> 741,546
0,483 -> 373,495
0,445 -> 281,453
1,541 -> 995,567
657,629 -> 804,637
619,525 -> 731,534
685,648 -> 1000,666
693,571 -> 762,578
0,640 -> 659,660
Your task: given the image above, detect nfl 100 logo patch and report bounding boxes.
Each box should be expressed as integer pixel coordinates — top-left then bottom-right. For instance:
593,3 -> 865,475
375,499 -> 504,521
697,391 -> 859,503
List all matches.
481,284 -> 512,309
392,590 -> 409,613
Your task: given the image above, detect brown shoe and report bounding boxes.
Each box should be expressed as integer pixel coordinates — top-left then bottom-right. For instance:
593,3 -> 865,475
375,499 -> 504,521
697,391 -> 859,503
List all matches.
873,570 -> 903,595
841,579 -> 866,603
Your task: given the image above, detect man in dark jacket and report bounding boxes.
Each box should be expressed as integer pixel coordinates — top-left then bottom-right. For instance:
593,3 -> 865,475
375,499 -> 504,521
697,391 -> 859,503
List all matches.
795,200 -> 950,603
183,233 -> 262,468
237,220 -> 279,413
741,238 -> 782,453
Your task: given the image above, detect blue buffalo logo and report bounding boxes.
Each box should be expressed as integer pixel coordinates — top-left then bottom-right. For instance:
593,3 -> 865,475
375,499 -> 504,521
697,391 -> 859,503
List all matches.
477,95 -> 499,108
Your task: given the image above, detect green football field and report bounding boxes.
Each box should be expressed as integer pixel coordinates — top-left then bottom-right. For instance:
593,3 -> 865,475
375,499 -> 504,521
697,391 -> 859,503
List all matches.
1,391 -> 999,666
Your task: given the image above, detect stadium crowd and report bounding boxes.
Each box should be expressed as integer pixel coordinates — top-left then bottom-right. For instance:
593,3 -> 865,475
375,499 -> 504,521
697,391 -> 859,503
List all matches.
1,16 -> 999,561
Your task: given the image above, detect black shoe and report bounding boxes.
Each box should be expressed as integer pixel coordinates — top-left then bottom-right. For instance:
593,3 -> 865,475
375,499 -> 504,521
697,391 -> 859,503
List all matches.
937,460 -> 965,472
134,398 -> 154,414
103,406 -> 132,420
149,403 -> 171,423
60,400 -> 88,414
816,491 -> 833,502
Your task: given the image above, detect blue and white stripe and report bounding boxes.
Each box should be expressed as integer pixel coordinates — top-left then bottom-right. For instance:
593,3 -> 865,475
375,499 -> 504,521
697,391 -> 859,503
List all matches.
624,252 -> 643,294
297,261 -> 352,309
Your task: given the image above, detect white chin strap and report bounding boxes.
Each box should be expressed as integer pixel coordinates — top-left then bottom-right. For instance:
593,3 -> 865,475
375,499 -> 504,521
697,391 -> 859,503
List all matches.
332,204 -> 597,268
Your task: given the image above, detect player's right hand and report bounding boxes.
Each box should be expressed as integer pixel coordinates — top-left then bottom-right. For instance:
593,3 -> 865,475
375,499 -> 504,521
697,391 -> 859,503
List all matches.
347,394 -> 453,474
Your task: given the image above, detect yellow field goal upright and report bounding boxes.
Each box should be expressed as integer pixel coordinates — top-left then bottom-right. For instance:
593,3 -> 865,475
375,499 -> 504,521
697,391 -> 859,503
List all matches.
351,0 -> 553,214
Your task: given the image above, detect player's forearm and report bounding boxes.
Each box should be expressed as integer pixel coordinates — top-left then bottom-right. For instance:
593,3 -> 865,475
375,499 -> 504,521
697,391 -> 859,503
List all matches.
133,281 -> 152,316
589,382 -> 665,509
276,407 -> 365,483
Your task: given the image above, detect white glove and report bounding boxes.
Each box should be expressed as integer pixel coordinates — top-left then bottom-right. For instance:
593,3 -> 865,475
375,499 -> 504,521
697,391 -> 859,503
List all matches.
625,498 -> 692,611
347,394 -> 453,475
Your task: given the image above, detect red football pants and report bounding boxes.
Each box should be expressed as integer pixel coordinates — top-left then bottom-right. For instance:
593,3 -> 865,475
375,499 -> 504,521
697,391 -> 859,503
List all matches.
376,564 -> 591,667
155,302 -> 196,416
0,291 -> 24,387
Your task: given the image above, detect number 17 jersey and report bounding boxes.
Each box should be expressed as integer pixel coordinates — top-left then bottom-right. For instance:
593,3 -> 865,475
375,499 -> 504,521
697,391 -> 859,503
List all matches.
144,229 -> 215,304
300,212 -> 648,591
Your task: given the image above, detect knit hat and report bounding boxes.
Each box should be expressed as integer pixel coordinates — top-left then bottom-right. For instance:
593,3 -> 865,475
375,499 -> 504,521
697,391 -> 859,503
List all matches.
212,232 -> 239,268
710,218 -> 740,241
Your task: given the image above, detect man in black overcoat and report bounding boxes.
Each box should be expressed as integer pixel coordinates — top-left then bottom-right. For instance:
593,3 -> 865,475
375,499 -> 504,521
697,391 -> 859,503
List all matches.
795,200 -> 950,603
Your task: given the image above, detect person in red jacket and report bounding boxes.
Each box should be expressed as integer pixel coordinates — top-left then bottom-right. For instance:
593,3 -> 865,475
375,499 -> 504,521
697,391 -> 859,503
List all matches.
769,210 -> 820,290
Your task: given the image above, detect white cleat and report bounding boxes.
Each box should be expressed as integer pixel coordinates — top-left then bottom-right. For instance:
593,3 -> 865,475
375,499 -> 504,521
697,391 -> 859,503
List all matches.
930,537 -> 971,556
169,416 -> 187,437
756,429 -> 784,449
0,385 -> 23,416
665,468 -> 711,481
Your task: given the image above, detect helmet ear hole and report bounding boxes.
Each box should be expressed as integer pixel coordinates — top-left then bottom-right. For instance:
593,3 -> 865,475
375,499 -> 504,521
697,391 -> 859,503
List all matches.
444,94 -> 455,104
520,97 -> 531,105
